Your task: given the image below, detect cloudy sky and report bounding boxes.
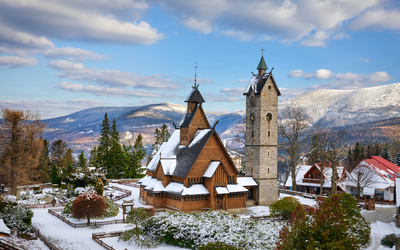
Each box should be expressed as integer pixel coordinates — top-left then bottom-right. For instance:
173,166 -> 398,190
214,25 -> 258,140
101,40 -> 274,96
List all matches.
1,0 -> 399,119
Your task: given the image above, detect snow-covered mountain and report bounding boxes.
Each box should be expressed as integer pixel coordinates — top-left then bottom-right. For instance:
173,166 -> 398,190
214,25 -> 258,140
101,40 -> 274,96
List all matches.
280,83 -> 400,127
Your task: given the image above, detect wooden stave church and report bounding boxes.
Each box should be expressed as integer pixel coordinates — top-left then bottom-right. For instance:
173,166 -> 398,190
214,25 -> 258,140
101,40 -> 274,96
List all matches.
138,86 -> 258,212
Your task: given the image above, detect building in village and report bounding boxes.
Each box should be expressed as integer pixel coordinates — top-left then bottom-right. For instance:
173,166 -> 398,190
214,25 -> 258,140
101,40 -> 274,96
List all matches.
138,84 -> 258,212
284,162 -> 348,194
345,156 -> 399,203
138,54 -> 279,211
244,53 -> 280,205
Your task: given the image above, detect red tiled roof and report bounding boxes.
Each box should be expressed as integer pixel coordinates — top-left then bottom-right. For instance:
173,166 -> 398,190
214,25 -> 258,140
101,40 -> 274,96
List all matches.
364,156 -> 400,182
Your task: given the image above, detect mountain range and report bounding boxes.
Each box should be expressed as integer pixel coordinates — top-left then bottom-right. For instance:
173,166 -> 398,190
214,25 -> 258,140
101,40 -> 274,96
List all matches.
41,82 -> 400,154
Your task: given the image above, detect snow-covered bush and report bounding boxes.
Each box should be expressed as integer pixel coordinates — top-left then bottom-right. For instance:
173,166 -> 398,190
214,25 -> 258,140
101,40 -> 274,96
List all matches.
198,241 -> 240,250
145,210 -> 283,250
0,203 -> 33,233
71,192 -> 105,225
101,197 -> 119,218
62,194 -> 118,219
62,198 -> 76,218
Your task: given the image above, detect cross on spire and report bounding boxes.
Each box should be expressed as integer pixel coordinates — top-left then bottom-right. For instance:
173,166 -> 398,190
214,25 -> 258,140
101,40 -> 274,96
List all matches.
193,62 -> 199,89
260,47 -> 265,56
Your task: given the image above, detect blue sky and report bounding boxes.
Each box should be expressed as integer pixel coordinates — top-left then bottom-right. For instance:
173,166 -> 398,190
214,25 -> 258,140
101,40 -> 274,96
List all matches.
0,0 -> 399,119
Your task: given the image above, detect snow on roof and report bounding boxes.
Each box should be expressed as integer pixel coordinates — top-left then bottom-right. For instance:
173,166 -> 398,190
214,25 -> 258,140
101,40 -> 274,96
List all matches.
181,184 -> 209,195
285,165 -> 312,187
243,75 -> 260,94
160,130 -> 180,158
139,175 -> 153,186
161,159 -> 177,176
153,181 -> 165,192
189,129 -> 211,148
164,182 -> 184,194
0,219 -> 10,235
363,187 -> 375,196
237,177 -> 258,186
215,187 -> 229,194
143,178 -> 157,191
147,142 -> 167,171
227,184 -> 248,193
203,161 -> 220,178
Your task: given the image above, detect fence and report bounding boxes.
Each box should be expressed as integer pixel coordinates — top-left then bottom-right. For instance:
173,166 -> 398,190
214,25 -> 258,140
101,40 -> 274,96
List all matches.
22,203 -> 66,209
0,239 -> 25,250
92,231 -> 124,250
31,226 -> 60,250
111,186 -> 132,202
48,208 -> 124,228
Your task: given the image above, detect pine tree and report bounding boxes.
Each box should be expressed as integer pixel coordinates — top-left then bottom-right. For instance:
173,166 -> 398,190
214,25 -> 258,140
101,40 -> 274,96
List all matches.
78,150 -> 87,169
97,113 -> 112,175
394,151 -> 400,166
89,146 -> 99,169
108,119 -> 124,178
123,134 -> 147,178
381,147 -> 391,161
154,124 -> 171,146
37,139 -> 51,183
95,178 -> 104,195
50,139 -> 68,168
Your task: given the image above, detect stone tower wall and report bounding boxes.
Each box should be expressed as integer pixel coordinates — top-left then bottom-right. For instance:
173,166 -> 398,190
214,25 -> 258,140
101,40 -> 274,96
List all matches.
245,77 -> 279,205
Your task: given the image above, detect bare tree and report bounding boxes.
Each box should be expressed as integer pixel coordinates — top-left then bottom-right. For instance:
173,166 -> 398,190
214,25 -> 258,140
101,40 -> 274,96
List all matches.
313,127 -> 346,195
347,164 -> 377,201
71,192 -> 106,225
0,108 -> 45,195
278,106 -> 315,191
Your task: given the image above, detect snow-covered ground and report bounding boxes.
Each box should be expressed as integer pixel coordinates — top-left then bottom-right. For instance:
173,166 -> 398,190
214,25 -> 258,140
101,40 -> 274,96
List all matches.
28,184 -> 400,250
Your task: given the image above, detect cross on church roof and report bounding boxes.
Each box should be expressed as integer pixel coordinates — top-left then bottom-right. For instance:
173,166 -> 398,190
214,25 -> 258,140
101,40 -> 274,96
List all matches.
260,47 -> 265,56
193,63 -> 198,89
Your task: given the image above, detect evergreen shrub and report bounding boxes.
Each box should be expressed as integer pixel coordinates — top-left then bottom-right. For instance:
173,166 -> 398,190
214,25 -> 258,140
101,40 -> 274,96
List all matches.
0,201 -> 33,233
269,196 -> 300,220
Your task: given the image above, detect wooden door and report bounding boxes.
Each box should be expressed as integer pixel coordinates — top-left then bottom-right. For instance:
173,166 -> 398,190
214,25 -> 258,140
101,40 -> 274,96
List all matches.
216,195 -> 223,210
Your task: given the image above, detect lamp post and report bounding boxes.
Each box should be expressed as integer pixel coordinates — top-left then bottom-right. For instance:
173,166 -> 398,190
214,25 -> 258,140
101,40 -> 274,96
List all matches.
122,200 -> 134,223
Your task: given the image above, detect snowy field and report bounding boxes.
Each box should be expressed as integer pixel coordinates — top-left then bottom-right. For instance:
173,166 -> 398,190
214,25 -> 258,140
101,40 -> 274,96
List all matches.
28,184 -> 399,250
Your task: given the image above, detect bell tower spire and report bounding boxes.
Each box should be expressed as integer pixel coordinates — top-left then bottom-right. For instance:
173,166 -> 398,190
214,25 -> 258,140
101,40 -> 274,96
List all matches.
257,47 -> 268,76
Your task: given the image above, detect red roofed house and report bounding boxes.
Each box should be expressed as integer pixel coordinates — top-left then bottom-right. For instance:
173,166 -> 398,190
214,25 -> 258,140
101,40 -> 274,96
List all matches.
284,162 -> 347,194
345,156 -> 399,203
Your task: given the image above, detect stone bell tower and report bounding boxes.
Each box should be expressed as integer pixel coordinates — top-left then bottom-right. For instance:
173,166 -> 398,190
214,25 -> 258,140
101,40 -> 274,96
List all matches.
243,50 -> 280,205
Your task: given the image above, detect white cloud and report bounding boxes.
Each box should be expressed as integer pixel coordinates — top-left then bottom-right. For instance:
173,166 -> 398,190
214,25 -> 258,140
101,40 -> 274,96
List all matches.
48,60 -> 181,90
0,98 -> 112,119
43,47 -> 106,61
288,69 -> 333,79
279,87 -> 305,97
314,69 -> 333,79
288,70 -> 304,78
300,31 -> 330,47
349,8 -> 400,31
182,17 -> 213,34
237,79 -> 248,83
152,0 -> 383,44
220,87 -> 246,96
59,82 -> 163,98
332,33 -> 351,40
0,0 -> 163,45
308,71 -> 392,90
356,58 -> 370,63
221,30 -> 254,42
0,56 -> 37,68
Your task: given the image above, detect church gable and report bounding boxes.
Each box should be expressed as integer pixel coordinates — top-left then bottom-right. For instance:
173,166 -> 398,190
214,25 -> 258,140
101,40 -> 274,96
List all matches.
260,73 -> 280,96
186,131 -> 238,180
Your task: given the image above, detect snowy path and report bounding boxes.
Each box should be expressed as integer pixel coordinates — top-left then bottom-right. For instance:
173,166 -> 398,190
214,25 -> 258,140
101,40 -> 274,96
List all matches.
31,184 -> 400,250
32,183 -> 188,250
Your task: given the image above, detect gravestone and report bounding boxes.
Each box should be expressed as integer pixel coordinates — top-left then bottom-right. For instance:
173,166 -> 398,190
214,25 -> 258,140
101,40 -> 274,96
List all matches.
26,186 -> 30,196
16,189 -> 21,200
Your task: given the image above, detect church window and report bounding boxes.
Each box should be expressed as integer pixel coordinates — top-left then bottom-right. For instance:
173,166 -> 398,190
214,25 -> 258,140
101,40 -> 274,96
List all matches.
268,131 -> 270,137
252,151 -> 253,156
252,130 -> 254,138
268,168 -> 269,174
268,151 -> 270,156
268,85 -> 271,89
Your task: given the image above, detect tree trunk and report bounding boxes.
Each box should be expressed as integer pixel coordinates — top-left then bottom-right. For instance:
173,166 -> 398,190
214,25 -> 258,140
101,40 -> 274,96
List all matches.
87,214 -> 90,226
291,165 -> 296,191
11,170 -> 17,196
357,184 -> 360,202
331,165 -> 337,194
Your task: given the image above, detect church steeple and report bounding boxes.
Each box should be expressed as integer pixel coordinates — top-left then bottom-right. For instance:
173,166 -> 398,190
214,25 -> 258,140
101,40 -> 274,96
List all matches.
257,48 -> 268,76
257,56 -> 268,76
